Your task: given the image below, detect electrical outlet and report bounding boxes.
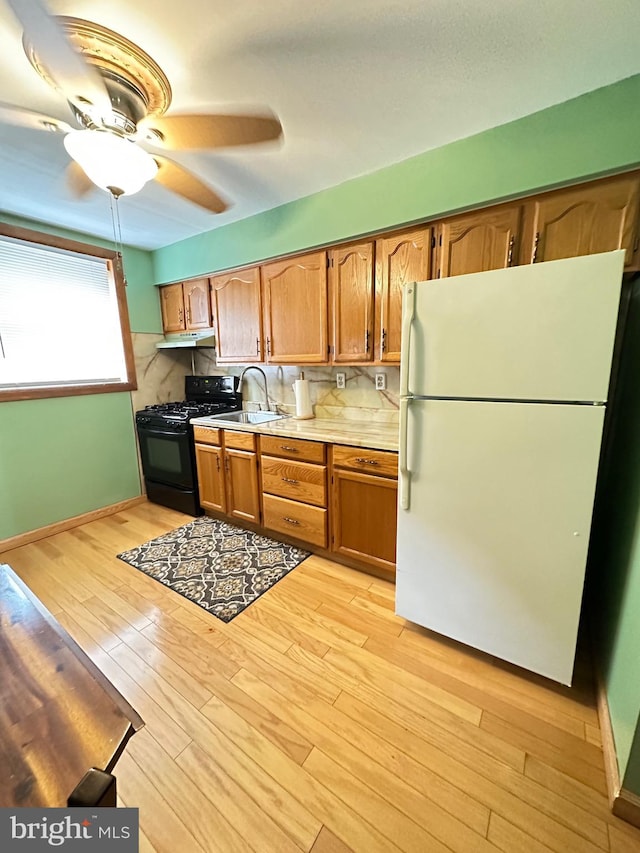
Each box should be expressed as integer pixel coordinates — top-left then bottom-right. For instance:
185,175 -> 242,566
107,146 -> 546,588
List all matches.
375,373 -> 387,390
336,372 -> 346,389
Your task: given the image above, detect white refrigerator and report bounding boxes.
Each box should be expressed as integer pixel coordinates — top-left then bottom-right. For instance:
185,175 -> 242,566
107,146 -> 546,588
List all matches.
395,250 -> 625,685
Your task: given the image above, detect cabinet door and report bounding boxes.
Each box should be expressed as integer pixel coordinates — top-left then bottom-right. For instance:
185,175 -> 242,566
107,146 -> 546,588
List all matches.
438,205 -> 521,278
183,279 -> 211,329
261,252 -> 328,363
529,174 -> 640,268
332,469 -> 398,576
195,443 -> 226,512
375,227 -> 432,363
160,283 -> 185,333
329,242 -> 374,363
211,268 -> 263,363
225,449 -> 260,523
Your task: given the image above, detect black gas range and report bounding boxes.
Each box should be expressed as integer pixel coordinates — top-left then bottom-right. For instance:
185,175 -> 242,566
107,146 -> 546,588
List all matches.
135,375 -> 242,515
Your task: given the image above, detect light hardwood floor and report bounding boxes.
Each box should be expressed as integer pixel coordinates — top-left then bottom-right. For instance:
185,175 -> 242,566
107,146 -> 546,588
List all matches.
2,501 -> 640,853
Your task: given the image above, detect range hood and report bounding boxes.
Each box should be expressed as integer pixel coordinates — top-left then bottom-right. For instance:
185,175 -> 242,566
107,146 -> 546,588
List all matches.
156,330 -> 216,349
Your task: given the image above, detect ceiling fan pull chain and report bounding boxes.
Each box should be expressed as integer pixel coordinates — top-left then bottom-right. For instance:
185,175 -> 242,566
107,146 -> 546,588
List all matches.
109,190 -> 127,286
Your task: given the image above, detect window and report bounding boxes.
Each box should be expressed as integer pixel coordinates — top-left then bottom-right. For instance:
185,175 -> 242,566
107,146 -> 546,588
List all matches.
0,224 -> 136,401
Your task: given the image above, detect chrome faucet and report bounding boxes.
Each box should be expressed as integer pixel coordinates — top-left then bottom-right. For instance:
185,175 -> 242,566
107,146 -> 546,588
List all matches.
239,366 -> 271,411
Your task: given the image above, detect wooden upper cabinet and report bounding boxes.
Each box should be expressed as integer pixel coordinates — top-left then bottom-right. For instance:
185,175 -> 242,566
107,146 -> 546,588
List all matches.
160,282 -> 185,333
211,268 -> 263,363
527,174 -> 640,268
329,242 -> 374,363
183,279 -> 211,329
375,227 -> 432,362
261,251 -> 328,364
160,279 -> 211,333
437,205 -> 521,278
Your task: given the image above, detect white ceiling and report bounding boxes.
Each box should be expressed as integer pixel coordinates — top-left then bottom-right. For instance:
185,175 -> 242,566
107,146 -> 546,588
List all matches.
0,0 -> 639,251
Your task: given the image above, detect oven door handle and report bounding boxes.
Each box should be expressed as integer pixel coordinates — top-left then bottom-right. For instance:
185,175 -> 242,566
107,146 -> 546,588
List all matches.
137,427 -> 188,439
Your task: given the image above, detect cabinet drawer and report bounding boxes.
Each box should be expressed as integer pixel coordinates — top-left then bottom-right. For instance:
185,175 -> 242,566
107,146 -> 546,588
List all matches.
260,435 -> 325,463
193,426 -> 221,446
261,456 -> 327,507
332,445 -> 398,478
224,430 -> 256,451
262,494 -> 327,548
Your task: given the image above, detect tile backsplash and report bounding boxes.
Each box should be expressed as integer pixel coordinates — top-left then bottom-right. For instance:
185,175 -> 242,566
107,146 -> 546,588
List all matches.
193,350 -> 399,423
130,333 -> 192,411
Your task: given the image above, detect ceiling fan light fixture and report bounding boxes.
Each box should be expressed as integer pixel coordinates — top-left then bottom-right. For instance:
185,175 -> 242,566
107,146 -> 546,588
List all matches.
63,129 -> 158,196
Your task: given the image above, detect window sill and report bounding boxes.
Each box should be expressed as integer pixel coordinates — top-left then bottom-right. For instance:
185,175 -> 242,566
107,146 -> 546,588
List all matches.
0,381 -> 137,403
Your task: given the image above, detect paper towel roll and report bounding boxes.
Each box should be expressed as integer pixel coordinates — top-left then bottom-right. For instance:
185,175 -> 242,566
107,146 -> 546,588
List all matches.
293,378 -> 313,419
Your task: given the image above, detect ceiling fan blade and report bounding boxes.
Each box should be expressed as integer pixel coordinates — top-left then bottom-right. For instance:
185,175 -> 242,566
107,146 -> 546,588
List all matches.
138,113 -> 282,151
0,103 -> 72,134
153,156 -> 228,213
7,0 -> 112,118
65,161 -> 95,198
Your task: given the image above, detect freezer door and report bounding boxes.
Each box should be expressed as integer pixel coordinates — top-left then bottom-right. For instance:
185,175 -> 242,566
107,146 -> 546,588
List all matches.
404,251 -> 624,402
395,399 -> 605,685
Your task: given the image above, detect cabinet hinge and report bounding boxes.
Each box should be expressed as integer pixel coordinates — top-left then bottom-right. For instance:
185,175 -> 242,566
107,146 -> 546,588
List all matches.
431,235 -> 436,249
437,268 -> 441,278
439,234 -> 442,246
634,237 -> 639,254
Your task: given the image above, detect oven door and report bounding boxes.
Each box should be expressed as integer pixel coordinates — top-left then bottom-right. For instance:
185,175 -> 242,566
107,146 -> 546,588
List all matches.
136,424 -> 195,490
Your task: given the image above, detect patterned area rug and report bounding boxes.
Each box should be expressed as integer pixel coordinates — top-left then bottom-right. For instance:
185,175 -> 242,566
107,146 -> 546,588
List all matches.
116,517 -> 309,622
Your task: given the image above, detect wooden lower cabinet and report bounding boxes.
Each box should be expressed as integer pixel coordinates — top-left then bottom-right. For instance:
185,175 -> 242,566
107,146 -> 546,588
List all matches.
195,443 -> 226,513
261,455 -> 327,507
259,437 -> 328,548
225,448 -> 260,523
195,430 -> 260,522
331,469 -> 398,576
262,494 -> 327,548
331,445 -> 398,578
197,430 -> 399,578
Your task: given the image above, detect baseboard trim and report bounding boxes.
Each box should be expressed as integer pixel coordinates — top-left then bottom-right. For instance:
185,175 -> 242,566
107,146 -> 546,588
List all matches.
0,496 -> 146,554
595,665 -> 640,829
613,788 -> 640,829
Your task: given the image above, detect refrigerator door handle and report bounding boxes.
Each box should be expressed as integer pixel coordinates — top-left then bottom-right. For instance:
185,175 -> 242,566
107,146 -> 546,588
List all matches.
399,396 -> 411,510
400,282 -> 416,398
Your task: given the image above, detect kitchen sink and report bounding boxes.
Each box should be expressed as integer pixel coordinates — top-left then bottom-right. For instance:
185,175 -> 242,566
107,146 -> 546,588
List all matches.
210,410 -> 286,425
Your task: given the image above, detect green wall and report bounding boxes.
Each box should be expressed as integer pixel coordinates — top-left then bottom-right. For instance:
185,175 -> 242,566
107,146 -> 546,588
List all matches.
590,278 -> 640,791
0,393 -> 141,540
154,74 -> 640,283
0,214 -> 152,541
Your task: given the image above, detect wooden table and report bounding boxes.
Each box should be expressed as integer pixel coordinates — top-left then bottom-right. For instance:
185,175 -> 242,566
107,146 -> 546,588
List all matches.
0,564 -> 143,808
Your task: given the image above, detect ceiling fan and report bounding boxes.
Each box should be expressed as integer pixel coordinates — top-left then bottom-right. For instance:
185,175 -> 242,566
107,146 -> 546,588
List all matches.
1,0 -> 283,213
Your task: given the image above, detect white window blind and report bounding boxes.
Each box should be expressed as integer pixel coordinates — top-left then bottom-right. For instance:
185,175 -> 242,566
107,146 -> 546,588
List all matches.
0,236 -> 127,390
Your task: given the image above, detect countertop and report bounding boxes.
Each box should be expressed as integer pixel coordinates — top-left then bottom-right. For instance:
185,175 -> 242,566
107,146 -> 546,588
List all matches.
190,414 -> 399,452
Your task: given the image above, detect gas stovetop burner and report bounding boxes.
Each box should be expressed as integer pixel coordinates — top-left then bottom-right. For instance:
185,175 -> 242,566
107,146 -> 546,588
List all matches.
142,401 -> 232,421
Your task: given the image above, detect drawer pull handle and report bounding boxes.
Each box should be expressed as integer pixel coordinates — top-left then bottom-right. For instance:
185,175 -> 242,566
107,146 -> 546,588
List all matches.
282,477 -> 299,484
280,445 -> 299,452
282,516 -> 300,525
355,457 -> 379,465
